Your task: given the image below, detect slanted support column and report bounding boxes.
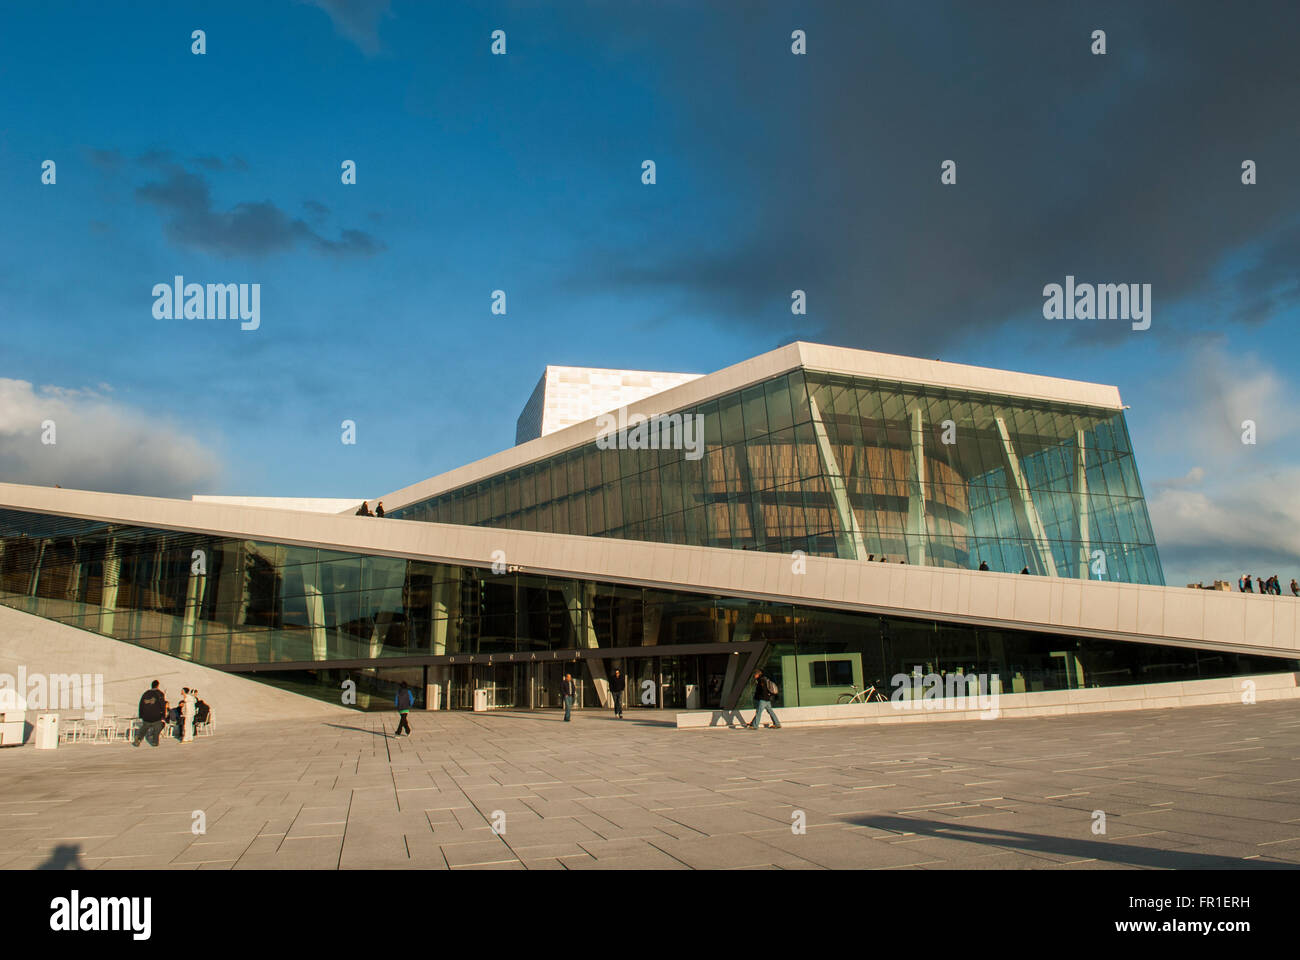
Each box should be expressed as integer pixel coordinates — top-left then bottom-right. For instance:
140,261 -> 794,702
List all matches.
67,540 -> 82,602
908,407 -> 928,567
303,577 -> 327,661
429,567 -> 460,708
561,581 -> 610,707
642,599 -> 662,647
721,654 -> 744,709
808,394 -> 867,561
28,540 -> 47,597
995,417 -> 1059,577
1075,429 -> 1091,579
719,607 -> 756,707
722,646 -> 765,712
179,565 -> 205,660
431,565 -> 460,655
99,537 -> 120,636
233,542 -> 251,630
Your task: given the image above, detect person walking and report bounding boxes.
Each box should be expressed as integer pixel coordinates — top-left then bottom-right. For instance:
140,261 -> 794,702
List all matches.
394,681 -> 414,736
355,501 -> 372,516
132,680 -> 167,747
1291,578 -> 1298,597
561,673 -> 577,721
375,501 -> 386,518
609,669 -> 626,719
978,560 -> 989,571
180,687 -> 197,742
748,670 -> 782,729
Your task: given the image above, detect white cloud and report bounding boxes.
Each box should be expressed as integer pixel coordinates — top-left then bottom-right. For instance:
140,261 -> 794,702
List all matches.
1142,347 -> 1300,587
299,0 -> 391,55
1151,465 -> 1205,491
1147,347 -> 1300,463
1148,468 -> 1300,587
0,378 -> 222,498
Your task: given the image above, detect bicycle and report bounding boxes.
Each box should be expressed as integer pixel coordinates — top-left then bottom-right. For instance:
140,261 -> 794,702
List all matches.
836,682 -> 888,705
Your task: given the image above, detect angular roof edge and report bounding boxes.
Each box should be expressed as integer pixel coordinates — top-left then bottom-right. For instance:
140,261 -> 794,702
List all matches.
380,341 -> 1124,512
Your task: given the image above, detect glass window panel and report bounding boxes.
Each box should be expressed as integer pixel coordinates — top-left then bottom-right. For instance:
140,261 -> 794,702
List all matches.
741,384 -> 769,438
764,377 -> 795,434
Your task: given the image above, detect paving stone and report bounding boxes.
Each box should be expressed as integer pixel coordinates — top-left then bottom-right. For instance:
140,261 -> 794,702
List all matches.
2,702 -> 1298,870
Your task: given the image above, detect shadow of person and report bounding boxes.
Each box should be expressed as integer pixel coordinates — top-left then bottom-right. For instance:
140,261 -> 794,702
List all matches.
38,843 -> 84,870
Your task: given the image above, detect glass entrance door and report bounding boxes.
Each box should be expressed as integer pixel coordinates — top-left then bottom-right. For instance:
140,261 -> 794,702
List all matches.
447,662 -> 530,709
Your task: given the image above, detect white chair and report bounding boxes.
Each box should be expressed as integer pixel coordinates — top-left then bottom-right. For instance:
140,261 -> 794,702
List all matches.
196,713 -> 216,737
59,718 -> 83,743
117,717 -> 139,743
89,715 -> 117,744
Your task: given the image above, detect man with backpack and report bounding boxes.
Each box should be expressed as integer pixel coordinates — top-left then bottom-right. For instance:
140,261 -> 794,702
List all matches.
394,681 -> 414,736
749,670 -> 782,729
132,680 -> 167,747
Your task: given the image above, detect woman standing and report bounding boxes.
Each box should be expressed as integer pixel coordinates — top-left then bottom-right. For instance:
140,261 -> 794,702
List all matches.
180,687 -> 197,742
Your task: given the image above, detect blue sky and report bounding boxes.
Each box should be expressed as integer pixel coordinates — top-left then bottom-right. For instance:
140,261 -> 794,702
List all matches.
2,0 -> 1299,588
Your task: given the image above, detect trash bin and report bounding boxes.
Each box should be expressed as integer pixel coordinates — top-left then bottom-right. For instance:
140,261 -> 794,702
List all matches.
472,689 -> 488,712
684,684 -> 700,710
34,714 -> 59,750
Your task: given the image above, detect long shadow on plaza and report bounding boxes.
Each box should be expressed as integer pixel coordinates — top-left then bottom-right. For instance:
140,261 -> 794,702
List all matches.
852,814 -> 1289,869
479,710 -> 676,727
323,723 -> 391,737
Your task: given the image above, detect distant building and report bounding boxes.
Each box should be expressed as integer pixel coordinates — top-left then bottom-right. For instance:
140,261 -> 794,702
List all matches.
515,365 -> 702,444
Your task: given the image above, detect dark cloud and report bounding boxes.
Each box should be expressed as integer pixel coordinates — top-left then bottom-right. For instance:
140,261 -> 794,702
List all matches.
310,227 -> 383,256
573,1 -> 1300,355
136,148 -> 175,168
193,155 -> 251,172
1227,220 -> 1300,326
135,163 -> 384,259
86,148 -> 122,170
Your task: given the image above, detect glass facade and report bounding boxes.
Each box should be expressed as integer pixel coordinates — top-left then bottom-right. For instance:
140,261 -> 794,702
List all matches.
390,369 -> 1165,584
1,508 -> 1277,713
